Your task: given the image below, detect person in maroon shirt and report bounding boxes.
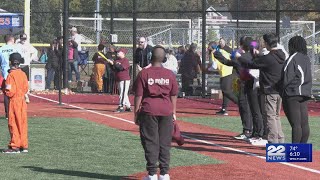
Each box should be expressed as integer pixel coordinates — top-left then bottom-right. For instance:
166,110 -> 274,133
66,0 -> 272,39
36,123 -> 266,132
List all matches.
133,45 -> 178,180
112,48 -> 132,112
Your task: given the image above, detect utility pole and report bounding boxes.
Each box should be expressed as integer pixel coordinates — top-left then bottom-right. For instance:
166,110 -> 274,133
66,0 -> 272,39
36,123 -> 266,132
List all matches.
24,0 -> 31,42
96,0 -> 101,43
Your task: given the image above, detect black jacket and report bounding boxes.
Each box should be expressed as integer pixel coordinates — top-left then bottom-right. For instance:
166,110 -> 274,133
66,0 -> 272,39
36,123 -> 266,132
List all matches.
46,48 -> 62,69
135,45 -> 153,68
238,49 -> 286,94
280,52 -> 312,98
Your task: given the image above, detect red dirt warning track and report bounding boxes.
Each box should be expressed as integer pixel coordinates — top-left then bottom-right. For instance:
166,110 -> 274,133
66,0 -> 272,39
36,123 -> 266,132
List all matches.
1,94 -> 319,180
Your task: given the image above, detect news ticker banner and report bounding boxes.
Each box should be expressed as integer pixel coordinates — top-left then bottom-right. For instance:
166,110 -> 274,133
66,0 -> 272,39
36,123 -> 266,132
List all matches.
266,144 -> 312,162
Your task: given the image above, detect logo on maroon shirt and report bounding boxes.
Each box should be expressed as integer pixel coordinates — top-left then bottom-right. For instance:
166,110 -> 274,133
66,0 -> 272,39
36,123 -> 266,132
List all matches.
148,78 -> 170,86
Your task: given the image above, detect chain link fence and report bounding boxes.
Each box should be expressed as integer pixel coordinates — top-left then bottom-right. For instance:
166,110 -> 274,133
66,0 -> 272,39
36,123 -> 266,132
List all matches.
1,0 -> 320,92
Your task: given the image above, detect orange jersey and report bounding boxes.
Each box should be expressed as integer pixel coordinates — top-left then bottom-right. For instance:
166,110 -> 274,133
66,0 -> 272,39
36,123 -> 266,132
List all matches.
5,68 -> 29,149
5,69 -> 28,98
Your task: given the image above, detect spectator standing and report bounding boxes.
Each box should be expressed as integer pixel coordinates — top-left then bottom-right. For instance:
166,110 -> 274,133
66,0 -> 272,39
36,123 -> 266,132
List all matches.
45,39 -> 62,90
133,46 -> 178,180
280,36 -> 312,143
209,41 -> 237,116
179,43 -> 201,96
105,44 -> 117,94
16,33 -> 38,104
67,39 -> 80,82
238,33 -> 286,143
135,37 -> 153,71
92,44 -> 106,93
162,49 -> 178,74
70,27 -> 82,52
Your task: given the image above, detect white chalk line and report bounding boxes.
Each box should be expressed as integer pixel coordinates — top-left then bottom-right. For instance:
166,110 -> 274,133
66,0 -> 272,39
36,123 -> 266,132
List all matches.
30,94 -> 320,175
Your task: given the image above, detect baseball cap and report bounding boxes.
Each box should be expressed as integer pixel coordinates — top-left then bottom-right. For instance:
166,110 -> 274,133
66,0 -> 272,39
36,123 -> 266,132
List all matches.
9,53 -> 25,64
70,27 -> 77,32
118,48 -> 128,54
20,33 -> 27,40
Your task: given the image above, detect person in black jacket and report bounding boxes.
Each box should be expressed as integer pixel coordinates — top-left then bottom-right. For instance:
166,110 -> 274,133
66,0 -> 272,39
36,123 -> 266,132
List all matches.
280,36 -> 312,143
237,33 -> 285,144
214,36 -> 254,140
135,37 -> 153,70
45,39 -> 62,90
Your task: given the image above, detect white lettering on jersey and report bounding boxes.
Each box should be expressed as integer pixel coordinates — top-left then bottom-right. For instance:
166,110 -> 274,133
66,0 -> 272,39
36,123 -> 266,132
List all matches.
148,78 -> 170,86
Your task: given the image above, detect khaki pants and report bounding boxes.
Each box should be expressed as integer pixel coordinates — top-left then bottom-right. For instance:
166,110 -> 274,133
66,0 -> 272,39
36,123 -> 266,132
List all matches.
94,64 -> 105,91
264,94 -> 285,143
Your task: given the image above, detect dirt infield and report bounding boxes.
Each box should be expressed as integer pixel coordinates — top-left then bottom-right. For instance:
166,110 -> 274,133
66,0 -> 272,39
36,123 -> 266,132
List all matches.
1,94 -> 319,179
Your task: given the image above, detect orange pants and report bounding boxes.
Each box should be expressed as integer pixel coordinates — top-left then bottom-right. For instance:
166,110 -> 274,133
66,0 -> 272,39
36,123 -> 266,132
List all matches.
94,64 -> 105,91
8,97 -> 28,149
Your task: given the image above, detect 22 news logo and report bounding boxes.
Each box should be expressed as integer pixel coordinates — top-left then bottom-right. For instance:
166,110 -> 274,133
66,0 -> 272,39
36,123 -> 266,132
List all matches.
266,144 -> 286,162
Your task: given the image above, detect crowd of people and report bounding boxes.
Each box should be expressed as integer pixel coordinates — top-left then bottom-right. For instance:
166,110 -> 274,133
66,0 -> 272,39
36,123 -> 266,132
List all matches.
0,29 -> 313,180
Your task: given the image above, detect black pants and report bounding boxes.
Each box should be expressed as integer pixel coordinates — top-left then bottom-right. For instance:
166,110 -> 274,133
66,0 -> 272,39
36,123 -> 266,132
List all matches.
220,74 -> 238,109
181,75 -> 193,96
282,96 -> 310,143
246,80 -> 264,137
21,65 -> 30,81
4,94 -> 9,118
238,81 -> 252,133
139,114 -> 173,176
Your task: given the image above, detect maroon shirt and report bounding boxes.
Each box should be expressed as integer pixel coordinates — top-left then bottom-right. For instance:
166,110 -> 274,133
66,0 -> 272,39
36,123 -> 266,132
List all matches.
114,57 -> 131,81
134,66 -> 178,116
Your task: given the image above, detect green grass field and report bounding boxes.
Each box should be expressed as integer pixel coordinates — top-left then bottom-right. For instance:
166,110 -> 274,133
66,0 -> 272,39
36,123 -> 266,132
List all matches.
180,116 -> 320,150
0,117 -> 220,180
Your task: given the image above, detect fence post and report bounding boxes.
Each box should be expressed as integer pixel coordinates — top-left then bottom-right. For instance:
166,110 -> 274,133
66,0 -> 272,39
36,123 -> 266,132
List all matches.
276,0 -> 280,41
61,0 -> 69,104
201,0 -> 207,97
132,0 -> 137,81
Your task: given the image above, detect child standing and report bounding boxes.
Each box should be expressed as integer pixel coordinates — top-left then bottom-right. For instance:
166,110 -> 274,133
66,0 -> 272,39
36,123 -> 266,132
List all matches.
3,53 -> 29,153
92,44 -> 106,92
113,48 -> 131,112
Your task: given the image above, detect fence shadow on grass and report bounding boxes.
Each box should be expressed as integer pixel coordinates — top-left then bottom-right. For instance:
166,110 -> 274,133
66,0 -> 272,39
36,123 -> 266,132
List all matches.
22,166 -> 137,180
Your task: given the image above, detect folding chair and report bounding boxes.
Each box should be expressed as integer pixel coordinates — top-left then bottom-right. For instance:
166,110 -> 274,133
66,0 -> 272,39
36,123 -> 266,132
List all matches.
78,50 -> 89,75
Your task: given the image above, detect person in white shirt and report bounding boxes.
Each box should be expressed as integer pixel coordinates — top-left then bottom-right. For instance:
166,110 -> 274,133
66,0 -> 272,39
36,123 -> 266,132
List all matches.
16,33 -> 38,81
162,49 -> 178,74
16,33 -> 37,104
70,27 -> 82,52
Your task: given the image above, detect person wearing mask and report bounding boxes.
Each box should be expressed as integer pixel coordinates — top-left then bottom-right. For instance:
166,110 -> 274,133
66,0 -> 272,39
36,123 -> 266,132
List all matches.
237,33 -> 286,144
134,45 -> 178,180
0,35 -> 21,119
280,36 -> 312,143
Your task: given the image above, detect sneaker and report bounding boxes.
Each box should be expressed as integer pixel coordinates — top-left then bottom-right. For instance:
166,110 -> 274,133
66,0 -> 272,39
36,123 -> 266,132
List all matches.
115,106 -> 125,113
234,133 -> 250,140
2,148 -> 20,154
143,174 -> 158,180
25,94 -> 30,104
20,148 -> 28,153
251,138 -> 268,147
216,109 -> 228,116
159,174 -> 170,180
125,107 -> 132,112
246,137 -> 259,143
